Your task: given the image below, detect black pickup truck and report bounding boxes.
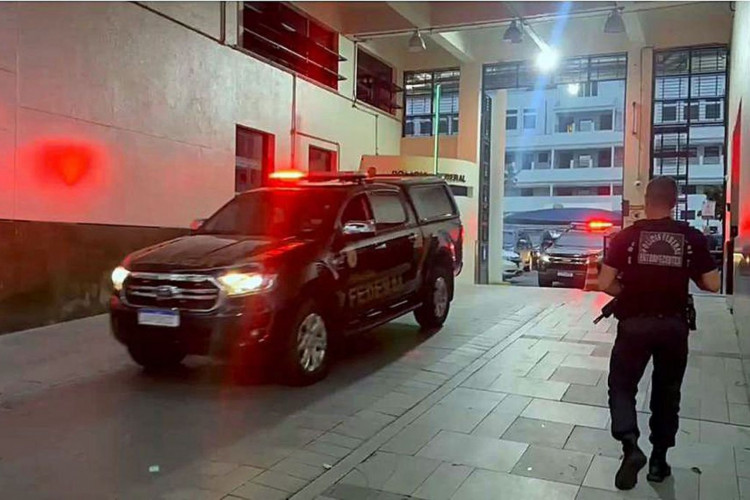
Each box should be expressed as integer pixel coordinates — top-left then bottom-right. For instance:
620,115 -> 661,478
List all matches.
109,173 -> 463,384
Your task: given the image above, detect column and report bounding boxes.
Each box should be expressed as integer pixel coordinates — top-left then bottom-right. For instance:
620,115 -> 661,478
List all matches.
456,63 -> 483,164
489,90 -> 507,284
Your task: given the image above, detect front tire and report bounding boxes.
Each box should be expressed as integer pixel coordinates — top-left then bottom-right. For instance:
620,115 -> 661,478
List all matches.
127,344 -> 185,372
415,265 -> 452,330
538,275 -> 553,288
282,299 -> 330,386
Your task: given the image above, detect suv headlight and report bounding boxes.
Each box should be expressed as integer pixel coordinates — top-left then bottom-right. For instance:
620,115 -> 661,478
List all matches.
111,266 -> 130,291
218,272 -> 275,296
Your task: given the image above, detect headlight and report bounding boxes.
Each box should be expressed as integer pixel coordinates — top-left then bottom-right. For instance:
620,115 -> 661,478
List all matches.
218,272 -> 275,296
111,266 -> 130,291
541,255 -> 551,263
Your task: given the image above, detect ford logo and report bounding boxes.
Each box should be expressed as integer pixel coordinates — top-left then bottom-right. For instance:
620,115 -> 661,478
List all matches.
156,285 -> 179,299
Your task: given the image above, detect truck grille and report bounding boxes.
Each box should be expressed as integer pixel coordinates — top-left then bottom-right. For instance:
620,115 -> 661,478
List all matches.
123,273 -> 221,312
546,256 -> 588,270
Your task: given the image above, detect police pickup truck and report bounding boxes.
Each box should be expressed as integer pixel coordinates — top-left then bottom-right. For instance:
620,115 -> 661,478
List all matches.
109,172 -> 463,384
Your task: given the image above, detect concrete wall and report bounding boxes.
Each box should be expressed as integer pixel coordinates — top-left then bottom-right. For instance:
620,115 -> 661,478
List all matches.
0,1 -> 402,228
728,1 -> 750,350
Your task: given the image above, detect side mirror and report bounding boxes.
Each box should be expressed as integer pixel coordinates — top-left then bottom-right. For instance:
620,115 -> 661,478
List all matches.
342,220 -> 376,238
190,218 -> 205,232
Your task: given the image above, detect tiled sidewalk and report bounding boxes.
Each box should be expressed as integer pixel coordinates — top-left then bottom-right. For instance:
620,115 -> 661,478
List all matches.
137,287 -> 747,500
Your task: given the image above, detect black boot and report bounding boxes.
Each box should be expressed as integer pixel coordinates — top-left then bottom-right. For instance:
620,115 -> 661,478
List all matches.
615,434 -> 647,490
647,447 -> 672,482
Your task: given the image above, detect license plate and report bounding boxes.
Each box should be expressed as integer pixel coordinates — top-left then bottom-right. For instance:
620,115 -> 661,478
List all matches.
557,271 -> 574,278
138,309 -> 180,327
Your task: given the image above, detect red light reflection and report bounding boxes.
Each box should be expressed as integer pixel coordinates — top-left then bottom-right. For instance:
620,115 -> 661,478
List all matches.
37,140 -> 97,186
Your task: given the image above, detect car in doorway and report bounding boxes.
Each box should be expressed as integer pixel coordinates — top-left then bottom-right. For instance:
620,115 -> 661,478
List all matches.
502,249 -> 524,280
109,172 -> 463,385
504,229 -> 534,271
537,221 -> 615,288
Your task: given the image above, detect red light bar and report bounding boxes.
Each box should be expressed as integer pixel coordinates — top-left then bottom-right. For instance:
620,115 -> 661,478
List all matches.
587,220 -> 614,231
269,170 -> 305,181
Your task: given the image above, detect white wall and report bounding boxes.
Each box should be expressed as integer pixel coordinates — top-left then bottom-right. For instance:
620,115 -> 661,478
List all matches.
0,2 -> 402,228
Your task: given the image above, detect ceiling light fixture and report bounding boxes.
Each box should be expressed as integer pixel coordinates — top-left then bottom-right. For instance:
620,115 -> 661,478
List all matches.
408,29 -> 427,52
503,20 -> 523,44
604,7 -> 626,34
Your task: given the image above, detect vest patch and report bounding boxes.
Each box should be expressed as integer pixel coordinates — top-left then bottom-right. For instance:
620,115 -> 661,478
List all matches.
637,231 -> 685,267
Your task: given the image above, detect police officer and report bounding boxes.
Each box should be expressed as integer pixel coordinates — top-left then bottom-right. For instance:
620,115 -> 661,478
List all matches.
599,176 -> 720,490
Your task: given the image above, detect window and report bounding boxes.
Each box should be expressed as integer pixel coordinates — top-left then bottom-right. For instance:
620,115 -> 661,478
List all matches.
369,191 -> 407,228
538,152 -> 549,164
404,69 -> 460,137
357,49 -> 399,114
706,102 -> 721,120
680,210 -> 697,220
613,184 -> 623,195
341,195 -> 371,224
236,126 -> 274,192
662,104 -> 678,122
600,113 -> 613,130
614,146 -> 624,167
505,152 -> 516,168
506,109 -> 518,130
577,81 -> 599,97
579,119 -> 594,132
410,185 -> 456,221
241,2 -> 343,89
523,109 -> 537,129
522,152 -> 534,170
553,185 -> 611,196
308,146 -> 335,172
689,103 -> 700,121
520,188 -> 534,197
558,151 -> 574,169
704,145 -> 721,163
598,149 -> 612,168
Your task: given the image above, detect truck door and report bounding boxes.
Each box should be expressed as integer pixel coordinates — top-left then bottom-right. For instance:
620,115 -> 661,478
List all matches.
367,189 -> 422,303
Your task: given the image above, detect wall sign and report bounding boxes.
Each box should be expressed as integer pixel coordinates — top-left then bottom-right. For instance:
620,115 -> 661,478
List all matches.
390,170 -> 467,184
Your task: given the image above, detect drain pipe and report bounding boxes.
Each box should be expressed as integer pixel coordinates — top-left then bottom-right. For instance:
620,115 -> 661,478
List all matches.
219,1 -> 226,44
291,73 -> 297,168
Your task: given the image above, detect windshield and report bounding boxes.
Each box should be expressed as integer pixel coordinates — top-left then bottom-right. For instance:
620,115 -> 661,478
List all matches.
553,231 -> 604,250
198,189 -> 344,238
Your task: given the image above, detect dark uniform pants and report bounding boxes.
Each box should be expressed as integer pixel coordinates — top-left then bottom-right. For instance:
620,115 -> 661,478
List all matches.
608,315 -> 689,449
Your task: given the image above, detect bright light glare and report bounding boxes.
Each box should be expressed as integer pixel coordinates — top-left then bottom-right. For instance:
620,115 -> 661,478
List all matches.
218,272 -> 270,296
541,254 -> 551,263
111,266 -> 130,291
567,83 -> 580,95
270,170 -> 305,180
588,220 -> 614,231
536,48 -> 559,73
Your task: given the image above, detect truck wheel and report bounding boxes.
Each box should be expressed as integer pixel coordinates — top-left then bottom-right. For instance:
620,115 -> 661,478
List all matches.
415,265 -> 452,330
538,275 -> 553,288
282,299 -> 330,386
127,344 -> 185,372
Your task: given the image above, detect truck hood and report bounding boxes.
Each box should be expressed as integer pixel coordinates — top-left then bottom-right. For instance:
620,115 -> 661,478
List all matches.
126,234 -> 311,272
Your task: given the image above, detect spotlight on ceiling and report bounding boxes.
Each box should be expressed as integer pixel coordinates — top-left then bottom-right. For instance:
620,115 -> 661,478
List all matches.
408,30 -> 427,52
567,83 -> 580,96
604,7 -> 626,34
536,47 -> 559,73
503,20 -> 523,44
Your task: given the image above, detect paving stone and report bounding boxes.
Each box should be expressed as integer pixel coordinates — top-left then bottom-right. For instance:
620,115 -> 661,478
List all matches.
412,462 -> 473,500
271,458 -> 327,481
323,483 -> 413,500
582,455 -> 699,499
315,432 -> 363,450
735,447 -> 750,478
472,410 -> 519,439
562,383 -> 609,407
340,451 -> 440,496
231,482 -> 290,500
211,444 -> 292,469
551,367 -> 604,387
332,412 -> 394,440
701,421 -> 750,448
565,431 -> 618,463
410,401 -> 494,433
452,469 -> 578,500
196,461 -> 239,477
380,423 -> 441,455
287,449 -> 340,468
590,345 -> 613,358
502,417 -> 574,448
437,387 -> 506,411
730,404 -> 750,426
417,430 -> 527,472
700,473 -> 740,500
668,441 -> 737,477
161,488 -> 223,500
252,470 -> 308,493
369,391 -> 423,416
511,445 -> 594,485
489,375 -> 569,400
561,354 -> 610,371
574,486 -> 645,499
284,413 -> 346,432
522,399 -> 609,429
305,441 -> 353,459
739,477 -> 750,499
196,465 -> 265,493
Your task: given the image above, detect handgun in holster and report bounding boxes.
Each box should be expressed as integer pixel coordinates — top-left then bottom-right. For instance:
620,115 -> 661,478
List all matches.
686,294 -> 697,331
593,298 -> 618,325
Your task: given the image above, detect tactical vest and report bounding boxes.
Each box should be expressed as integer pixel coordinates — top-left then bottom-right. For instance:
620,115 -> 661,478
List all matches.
616,219 -> 694,319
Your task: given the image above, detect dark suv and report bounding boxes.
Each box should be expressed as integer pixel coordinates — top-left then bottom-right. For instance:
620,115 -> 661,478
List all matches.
109,173 -> 463,384
537,222 -> 615,288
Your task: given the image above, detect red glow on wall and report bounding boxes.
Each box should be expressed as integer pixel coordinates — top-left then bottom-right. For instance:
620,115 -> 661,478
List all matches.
37,141 -> 97,186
